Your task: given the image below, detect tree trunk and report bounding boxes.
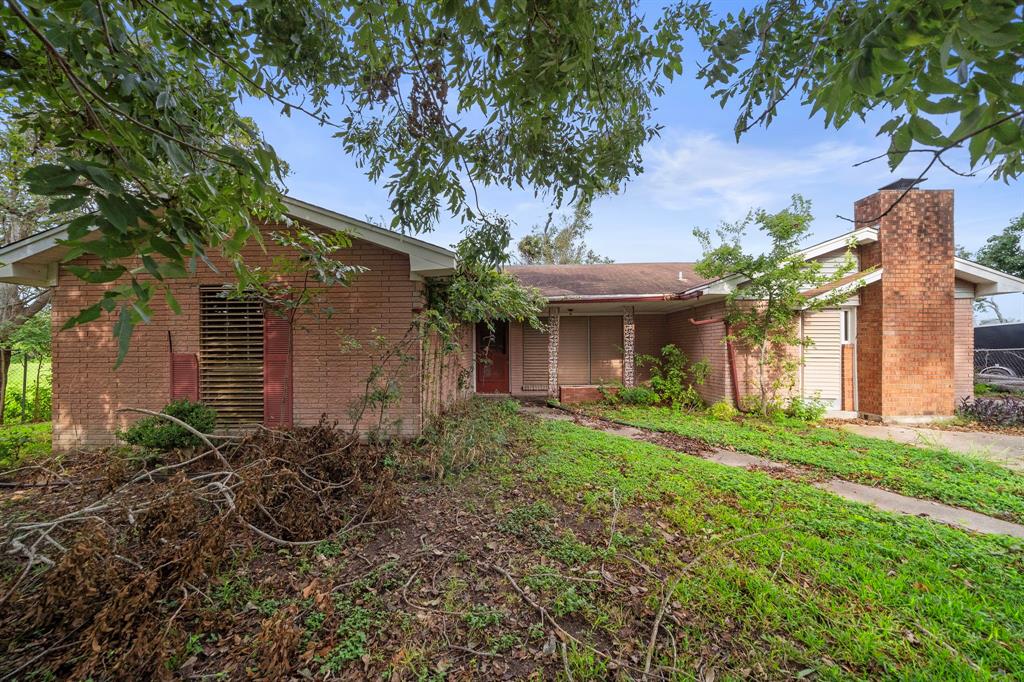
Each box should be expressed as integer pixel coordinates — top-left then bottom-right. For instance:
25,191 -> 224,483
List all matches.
758,341 -> 769,415
32,358 -> 41,422
20,353 -> 28,423
0,348 -> 10,425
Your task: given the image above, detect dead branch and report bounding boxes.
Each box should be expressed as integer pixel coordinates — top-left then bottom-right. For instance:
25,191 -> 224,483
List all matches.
643,576 -> 681,678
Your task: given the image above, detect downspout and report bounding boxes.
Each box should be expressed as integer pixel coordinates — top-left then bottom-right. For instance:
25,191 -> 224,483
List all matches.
690,316 -> 742,409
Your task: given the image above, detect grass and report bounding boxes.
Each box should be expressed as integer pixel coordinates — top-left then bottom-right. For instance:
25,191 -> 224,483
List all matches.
0,421 -> 52,470
603,405 -> 1024,522
4,358 -> 51,420
527,418 -> 1024,678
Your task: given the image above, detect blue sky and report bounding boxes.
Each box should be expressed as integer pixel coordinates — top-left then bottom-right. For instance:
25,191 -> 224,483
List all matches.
239,4 -> 1024,318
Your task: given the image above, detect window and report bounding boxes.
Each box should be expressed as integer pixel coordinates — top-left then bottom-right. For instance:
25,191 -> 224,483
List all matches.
199,287 -> 265,428
840,308 -> 855,344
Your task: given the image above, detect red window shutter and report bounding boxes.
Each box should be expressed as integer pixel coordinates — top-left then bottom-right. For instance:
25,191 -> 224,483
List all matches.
263,312 -> 293,427
169,353 -> 199,402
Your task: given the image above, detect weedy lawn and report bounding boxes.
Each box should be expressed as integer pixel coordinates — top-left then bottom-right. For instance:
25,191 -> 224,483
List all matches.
602,405 -> 1024,523
2,402 -> 1021,679
529,418 -> 1024,678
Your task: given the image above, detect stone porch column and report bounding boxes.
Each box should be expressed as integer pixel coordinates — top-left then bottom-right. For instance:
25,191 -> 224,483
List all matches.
623,309 -> 636,388
547,310 -> 560,398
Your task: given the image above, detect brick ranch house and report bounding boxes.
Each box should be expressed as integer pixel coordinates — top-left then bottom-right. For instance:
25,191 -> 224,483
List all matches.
0,184 -> 1022,449
487,184 -> 1024,421
0,197 -> 474,450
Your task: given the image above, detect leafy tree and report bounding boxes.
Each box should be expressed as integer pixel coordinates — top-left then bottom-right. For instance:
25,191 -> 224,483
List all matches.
960,216 -> 1024,324
0,0 -> 684,361
694,195 -> 858,413
975,213 -> 1024,279
0,113 -> 80,421
685,0 -> 1024,218
427,233 -> 548,335
517,201 -> 612,265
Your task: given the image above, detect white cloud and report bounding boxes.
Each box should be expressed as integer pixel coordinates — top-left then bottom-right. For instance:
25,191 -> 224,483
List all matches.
639,131 -> 881,219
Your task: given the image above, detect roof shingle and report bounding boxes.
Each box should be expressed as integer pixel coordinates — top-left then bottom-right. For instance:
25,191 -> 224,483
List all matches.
506,262 -> 709,298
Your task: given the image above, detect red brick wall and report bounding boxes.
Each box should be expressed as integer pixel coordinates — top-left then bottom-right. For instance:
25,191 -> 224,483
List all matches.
421,323 -> 474,421
855,240 -> 883,415
841,344 -> 856,410
953,297 -> 974,405
854,189 -> 955,418
667,301 -> 732,405
51,224 -> 434,450
634,313 -> 668,382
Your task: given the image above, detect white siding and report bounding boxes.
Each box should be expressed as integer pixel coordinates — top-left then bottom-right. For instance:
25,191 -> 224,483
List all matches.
813,248 -> 858,282
802,309 -> 842,409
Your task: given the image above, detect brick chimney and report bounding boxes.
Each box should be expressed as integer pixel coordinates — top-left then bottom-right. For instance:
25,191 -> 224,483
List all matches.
854,184 -> 955,419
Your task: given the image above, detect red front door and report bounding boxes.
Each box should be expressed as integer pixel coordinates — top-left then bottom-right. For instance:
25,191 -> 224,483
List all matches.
475,320 -> 509,393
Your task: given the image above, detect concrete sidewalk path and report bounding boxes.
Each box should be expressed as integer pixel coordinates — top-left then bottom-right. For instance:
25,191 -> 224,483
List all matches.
840,423 -> 1024,472
521,405 -> 1024,539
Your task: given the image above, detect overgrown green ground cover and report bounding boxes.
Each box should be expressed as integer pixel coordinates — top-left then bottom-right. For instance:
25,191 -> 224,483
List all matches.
603,405 -> 1024,522
528,418 -> 1024,678
0,422 -> 51,470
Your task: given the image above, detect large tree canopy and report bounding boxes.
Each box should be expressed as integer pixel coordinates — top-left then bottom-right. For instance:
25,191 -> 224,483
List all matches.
0,0 -> 684,360
686,0 -> 1023,217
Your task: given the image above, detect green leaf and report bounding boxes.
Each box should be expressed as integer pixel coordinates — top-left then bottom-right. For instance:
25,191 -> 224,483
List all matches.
66,264 -> 127,284
113,304 -> 135,368
24,164 -> 79,193
164,288 -> 182,315
149,235 -> 181,261
61,303 -> 102,330
141,254 -> 163,280
992,120 -> 1022,146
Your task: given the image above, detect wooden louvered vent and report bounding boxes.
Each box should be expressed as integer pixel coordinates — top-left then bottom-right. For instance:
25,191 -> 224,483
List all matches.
521,318 -> 549,391
199,287 -> 264,429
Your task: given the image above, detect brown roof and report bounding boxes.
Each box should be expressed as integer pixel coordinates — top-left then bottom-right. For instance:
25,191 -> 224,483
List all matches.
506,262 -> 709,298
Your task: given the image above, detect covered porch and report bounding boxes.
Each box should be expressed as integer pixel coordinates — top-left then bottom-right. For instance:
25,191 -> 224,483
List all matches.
473,295 -> 733,404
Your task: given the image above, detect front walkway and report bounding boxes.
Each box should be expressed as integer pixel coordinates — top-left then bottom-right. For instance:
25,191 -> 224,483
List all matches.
841,423 -> 1024,472
520,404 -> 1024,539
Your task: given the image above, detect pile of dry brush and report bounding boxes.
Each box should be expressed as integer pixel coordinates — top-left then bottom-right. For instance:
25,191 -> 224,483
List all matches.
0,414 -> 395,679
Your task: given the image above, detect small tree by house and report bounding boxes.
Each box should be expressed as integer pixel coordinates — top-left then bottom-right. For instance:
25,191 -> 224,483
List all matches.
694,195 -> 860,414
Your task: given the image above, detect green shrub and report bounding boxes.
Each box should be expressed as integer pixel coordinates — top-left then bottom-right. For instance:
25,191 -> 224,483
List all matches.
784,396 -> 828,422
117,399 -> 218,451
637,344 -> 708,409
707,399 -> 738,420
597,382 -> 623,404
0,431 -> 32,466
617,386 -> 659,406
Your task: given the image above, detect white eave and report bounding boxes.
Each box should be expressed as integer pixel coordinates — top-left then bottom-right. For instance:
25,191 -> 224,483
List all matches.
282,196 -> 455,277
0,196 -> 457,286
800,226 -> 878,261
681,226 -> 880,297
954,257 -> 1024,297
803,268 -> 883,305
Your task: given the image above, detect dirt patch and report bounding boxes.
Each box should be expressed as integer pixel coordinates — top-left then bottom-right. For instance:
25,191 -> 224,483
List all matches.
0,415 -> 709,680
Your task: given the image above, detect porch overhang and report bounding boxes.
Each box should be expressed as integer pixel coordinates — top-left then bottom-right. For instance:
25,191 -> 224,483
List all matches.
954,258 -> 1024,297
